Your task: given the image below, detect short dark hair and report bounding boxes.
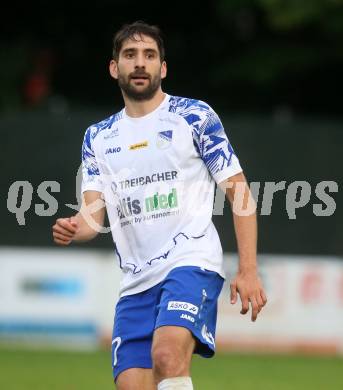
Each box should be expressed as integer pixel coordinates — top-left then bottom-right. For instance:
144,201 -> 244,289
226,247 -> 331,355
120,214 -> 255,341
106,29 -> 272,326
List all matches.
112,21 -> 165,62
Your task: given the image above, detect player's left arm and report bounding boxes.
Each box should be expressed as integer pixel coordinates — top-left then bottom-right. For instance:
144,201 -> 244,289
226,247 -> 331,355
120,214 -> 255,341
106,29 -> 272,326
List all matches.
219,172 -> 267,321
194,104 -> 267,320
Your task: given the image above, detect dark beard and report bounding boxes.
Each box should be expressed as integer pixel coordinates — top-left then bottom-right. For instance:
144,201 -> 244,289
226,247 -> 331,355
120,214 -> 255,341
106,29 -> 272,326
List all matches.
118,73 -> 161,101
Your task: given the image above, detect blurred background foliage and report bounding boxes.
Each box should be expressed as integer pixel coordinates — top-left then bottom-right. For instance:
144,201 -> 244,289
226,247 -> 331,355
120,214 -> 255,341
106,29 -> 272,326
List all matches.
1,0 -> 342,114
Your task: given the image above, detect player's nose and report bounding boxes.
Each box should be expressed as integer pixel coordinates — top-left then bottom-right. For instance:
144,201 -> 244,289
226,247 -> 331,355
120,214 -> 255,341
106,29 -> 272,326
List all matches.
134,52 -> 146,68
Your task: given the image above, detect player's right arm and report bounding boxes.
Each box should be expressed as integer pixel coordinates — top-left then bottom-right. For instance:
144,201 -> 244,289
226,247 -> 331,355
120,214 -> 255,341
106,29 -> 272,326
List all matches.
52,190 -> 105,245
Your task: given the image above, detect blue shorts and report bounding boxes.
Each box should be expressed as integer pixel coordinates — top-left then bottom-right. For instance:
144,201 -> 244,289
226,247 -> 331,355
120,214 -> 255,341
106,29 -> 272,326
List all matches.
111,266 -> 224,380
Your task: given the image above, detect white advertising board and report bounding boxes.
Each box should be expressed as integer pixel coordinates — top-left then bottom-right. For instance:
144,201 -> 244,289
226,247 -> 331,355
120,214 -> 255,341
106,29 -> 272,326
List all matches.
0,247 -> 119,348
1,248 -> 342,354
217,254 -> 343,354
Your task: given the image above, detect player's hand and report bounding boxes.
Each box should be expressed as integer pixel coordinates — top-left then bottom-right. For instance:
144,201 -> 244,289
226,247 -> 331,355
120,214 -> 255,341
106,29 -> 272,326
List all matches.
230,270 -> 267,322
52,217 -> 78,246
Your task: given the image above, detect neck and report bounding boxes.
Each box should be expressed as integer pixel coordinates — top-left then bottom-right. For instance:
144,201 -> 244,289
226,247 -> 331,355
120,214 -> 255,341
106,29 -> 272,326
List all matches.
123,88 -> 166,118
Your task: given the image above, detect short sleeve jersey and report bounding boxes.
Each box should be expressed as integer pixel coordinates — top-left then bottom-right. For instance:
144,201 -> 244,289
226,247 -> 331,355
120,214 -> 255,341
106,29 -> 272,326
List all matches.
81,94 -> 242,296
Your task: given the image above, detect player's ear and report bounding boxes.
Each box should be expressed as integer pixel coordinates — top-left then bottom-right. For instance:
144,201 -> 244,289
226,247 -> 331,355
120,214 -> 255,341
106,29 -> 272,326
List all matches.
161,61 -> 167,80
109,60 -> 118,80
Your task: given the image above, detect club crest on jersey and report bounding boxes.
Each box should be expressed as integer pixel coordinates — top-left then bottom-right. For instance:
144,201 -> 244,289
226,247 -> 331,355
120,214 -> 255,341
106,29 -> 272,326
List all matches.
156,130 -> 173,149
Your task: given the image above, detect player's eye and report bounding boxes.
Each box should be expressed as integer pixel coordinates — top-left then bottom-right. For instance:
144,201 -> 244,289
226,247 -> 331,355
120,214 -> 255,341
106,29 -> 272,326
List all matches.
146,52 -> 156,59
125,52 -> 134,59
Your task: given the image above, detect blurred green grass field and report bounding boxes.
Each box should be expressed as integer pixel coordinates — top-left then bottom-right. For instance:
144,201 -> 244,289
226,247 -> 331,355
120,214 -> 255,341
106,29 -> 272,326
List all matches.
1,346 -> 342,389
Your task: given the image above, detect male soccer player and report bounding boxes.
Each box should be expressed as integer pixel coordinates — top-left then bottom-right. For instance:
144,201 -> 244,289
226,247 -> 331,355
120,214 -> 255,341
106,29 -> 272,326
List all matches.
53,21 -> 267,390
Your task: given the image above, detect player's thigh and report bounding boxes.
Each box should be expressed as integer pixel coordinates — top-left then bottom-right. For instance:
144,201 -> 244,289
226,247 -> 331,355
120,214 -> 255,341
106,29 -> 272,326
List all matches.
152,325 -> 195,358
151,325 -> 196,376
115,368 -> 155,390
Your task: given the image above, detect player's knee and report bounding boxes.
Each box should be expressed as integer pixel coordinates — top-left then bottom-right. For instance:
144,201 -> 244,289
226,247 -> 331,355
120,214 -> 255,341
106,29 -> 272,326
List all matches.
115,370 -> 142,390
152,345 -> 187,378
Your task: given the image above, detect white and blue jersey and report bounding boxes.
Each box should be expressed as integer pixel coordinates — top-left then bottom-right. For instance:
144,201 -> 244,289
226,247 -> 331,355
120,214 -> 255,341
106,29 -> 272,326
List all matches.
81,94 -> 242,296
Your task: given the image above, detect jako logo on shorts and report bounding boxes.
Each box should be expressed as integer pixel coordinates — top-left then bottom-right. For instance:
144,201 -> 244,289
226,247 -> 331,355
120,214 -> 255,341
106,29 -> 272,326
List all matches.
180,313 -> 195,323
167,301 -> 199,315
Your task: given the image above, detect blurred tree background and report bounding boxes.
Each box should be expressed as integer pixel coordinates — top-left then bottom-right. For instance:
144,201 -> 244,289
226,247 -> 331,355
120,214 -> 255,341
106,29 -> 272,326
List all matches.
1,0 -> 342,254
1,0 -> 342,113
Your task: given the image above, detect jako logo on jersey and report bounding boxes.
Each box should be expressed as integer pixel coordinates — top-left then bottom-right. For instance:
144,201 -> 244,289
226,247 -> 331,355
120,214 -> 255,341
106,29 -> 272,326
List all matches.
180,314 -> 195,323
157,130 -> 173,149
129,141 -> 148,150
105,147 -> 121,155
167,301 -> 199,315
